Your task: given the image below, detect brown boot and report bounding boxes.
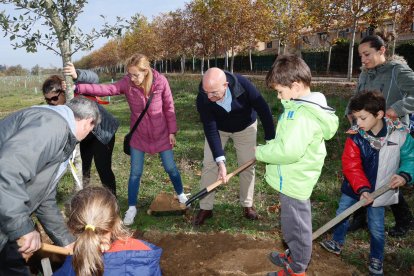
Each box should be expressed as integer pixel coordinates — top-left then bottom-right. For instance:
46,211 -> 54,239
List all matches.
244,207 -> 258,220
193,209 -> 213,226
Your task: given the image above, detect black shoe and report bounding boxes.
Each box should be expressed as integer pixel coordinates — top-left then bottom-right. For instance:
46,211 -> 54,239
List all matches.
244,207 -> 259,220
389,220 -> 414,237
192,209 -> 213,226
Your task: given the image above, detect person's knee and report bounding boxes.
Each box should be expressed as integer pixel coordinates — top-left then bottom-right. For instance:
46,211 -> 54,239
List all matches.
165,165 -> 179,176
129,169 -> 143,180
368,222 -> 384,239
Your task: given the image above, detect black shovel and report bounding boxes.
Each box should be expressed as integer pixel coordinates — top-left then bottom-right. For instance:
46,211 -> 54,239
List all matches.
186,158 -> 256,206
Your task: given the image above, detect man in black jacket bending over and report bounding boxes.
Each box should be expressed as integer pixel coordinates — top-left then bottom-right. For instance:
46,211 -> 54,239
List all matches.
194,67 -> 275,226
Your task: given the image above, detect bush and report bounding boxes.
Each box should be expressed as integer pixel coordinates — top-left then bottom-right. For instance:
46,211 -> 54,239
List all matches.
396,40 -> 414,69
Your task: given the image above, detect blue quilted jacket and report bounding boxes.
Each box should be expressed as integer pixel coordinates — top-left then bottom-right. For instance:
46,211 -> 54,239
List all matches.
53,239 -> 162,276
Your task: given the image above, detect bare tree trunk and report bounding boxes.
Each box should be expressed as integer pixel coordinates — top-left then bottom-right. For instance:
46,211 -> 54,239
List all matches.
60,41 -> 83,190
391,5 -> 398,56
44,0 -> 83,190
192,56 -> 195,72
277,40 -> 281,55
249,47 -> 253,71
230,46 -> 235,73
201,56 -> 205,75
326,45 -> 332,75
295,38 -> 302,58
207,58 -> 210,69
392,39 -> 396,56
347,19 -> 357,81
181,55 -> 185,74
225,47 -> 229,70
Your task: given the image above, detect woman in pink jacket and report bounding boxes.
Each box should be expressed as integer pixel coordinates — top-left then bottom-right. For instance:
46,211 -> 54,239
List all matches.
75,54 -> 188,226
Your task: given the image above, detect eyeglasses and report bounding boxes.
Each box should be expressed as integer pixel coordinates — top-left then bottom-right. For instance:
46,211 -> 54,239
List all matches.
128,72 -> 143,80
204,86 -> 226,98
203,83 -> 227,98
45,90 -> 63,103
205,91 -> 221,97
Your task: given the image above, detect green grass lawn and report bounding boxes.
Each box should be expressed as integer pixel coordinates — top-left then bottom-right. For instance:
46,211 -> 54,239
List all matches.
1,74 -> 413,275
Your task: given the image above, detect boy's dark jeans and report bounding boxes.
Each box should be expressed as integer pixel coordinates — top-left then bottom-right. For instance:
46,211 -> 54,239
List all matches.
0,241 -> 31,276
350,191 -> 413,232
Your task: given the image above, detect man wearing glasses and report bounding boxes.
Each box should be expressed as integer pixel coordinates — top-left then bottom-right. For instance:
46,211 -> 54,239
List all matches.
0,97 -> 100,275
194,67 -> 275,226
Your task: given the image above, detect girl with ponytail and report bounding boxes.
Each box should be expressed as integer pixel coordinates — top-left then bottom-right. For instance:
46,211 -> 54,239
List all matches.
54,186 -> 162,276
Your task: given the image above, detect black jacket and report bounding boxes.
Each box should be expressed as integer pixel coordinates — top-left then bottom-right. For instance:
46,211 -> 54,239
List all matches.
76,69 -> 119,144
196,71 -> 275,159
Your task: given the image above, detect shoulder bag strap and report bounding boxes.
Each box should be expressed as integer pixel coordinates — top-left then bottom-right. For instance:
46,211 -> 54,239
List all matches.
128,92 -> 154,135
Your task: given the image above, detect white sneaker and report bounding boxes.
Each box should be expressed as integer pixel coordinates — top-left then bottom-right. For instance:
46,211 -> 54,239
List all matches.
123,207 -> 137,226
177,193 -> 189,204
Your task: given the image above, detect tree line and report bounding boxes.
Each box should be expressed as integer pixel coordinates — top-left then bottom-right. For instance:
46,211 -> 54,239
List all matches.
74,0 -> 414,79
1,0 -> 413,80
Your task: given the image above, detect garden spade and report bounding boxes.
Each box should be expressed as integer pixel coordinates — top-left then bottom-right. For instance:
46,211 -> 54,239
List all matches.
147,192 -> 188,215
185,158 -> 256,206
312,184 -> 393,240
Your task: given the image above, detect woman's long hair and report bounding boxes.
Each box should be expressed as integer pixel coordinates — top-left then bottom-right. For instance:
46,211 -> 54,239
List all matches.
126,53 -> 153,96
68,186 -> 131,276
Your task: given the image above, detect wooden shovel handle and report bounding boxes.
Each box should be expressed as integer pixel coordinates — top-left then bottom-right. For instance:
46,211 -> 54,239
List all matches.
312,184 -> 393,240
41,243 -> 72,255
206,158 -> 256,192
17,238 -> 73,255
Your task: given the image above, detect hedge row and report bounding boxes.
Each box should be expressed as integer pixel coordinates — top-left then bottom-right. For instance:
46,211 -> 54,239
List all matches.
163,41 -> 414,76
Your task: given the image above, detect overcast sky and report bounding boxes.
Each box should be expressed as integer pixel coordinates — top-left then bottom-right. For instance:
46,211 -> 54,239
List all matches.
0,0 -> 187,69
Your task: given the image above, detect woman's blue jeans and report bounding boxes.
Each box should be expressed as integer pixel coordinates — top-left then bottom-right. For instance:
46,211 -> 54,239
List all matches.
128,148 -> 183,206
332,193 -> 385,261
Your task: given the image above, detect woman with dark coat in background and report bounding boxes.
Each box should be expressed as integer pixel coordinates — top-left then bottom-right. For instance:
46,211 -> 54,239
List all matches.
347,32 -> 414,237
43,65 -> 119,196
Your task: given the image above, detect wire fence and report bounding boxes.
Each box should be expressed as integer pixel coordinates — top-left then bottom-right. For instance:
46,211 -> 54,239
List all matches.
0,75 -> 46,95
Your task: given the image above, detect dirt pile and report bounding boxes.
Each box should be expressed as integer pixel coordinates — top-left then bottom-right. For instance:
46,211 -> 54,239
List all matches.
139,231 -> 360,276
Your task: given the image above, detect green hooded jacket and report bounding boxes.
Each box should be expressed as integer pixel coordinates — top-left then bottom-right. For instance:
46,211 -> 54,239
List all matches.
256,92 -> 339,200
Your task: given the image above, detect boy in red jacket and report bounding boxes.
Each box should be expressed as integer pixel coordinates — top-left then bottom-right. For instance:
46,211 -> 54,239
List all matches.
320,91 -> 414,276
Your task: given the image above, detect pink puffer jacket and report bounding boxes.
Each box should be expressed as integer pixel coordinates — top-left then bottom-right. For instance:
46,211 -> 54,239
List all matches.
76,69 -> 177,154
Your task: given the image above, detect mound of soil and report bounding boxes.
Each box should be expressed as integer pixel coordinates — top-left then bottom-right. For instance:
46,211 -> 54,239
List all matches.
138,231 -> 360,276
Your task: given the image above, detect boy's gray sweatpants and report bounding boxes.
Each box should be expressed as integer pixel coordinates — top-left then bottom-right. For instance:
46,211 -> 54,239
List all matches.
280,193 -> 312,273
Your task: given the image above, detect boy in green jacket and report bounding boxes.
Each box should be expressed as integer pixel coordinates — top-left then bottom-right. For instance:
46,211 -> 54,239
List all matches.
256,54 -> 339,276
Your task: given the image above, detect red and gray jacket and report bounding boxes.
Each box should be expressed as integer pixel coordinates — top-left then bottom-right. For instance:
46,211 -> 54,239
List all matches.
341,121 -> 414,207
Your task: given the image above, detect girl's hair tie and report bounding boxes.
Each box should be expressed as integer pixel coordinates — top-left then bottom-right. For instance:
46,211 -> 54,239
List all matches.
84,224 -> 96,231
